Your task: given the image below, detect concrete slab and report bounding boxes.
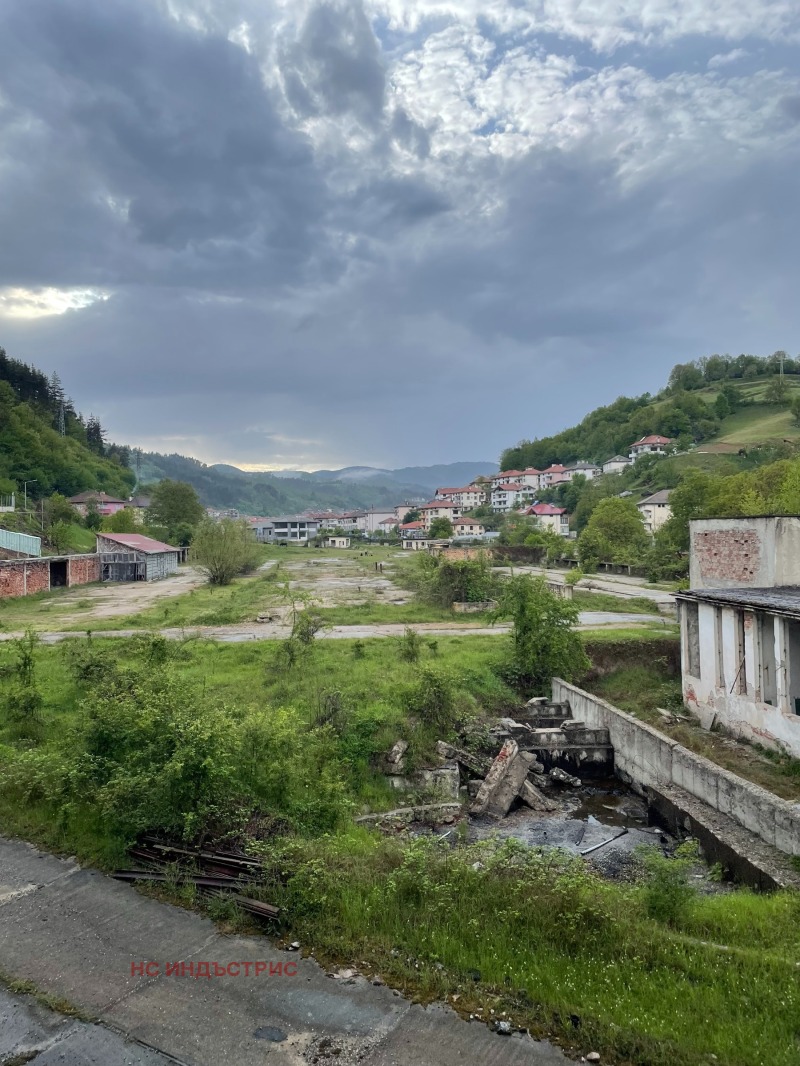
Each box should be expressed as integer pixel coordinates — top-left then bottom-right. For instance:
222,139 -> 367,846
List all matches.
31,1022 -> 175,1066
106,935 -> 409,1066
0,867 -> 217,1012
0,986 -> 72,1060
0,837 -> 79,902
362,1003 -> 569,1065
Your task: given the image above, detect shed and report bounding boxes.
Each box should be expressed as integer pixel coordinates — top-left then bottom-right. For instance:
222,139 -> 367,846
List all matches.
96,533 -> 181,582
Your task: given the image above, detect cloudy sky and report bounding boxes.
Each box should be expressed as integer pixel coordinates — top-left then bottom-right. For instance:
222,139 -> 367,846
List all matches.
1,0 -> 799,470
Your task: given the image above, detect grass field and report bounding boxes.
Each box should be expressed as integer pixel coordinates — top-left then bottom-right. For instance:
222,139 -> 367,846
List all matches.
1,629 -> 798,1066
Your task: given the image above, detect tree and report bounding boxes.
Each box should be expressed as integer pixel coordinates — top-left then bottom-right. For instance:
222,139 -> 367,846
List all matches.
578,497 -> 649,571
402,509 -> 421,523
107,507 -> 138,533
764,376 -> 790,406
428,516 -> 453,539
492,575 -> 589,694
43,492 -> 75,530
190,518 -> 261,585
714,392 -> 730,420
146,480 -> 204,540
84,500 -> 102,530
791,395 -> 800,427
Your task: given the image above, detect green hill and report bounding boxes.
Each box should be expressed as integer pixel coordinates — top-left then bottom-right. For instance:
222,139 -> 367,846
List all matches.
501,356 -> 800,472
0,348 -> 135,503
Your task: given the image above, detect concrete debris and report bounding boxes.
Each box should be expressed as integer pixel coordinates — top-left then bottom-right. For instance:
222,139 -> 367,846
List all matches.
586,1053 -> 601,1062
485,751 -> 540,819
469,739 -> 519,817
435,740 -> 490,776
499,717 -> 532,732
356,802 -> 462,826
519,779 -> 557,812
466,779 -> 483,799
495,1021 -> 512,1035
386,739 -> 409,771
549,767 -> 582,788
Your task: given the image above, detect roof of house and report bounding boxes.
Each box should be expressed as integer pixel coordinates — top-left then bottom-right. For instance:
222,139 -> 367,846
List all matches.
128,496 -> 151,508
527,503 -> 567,516
541,465 -> 567,474
97,533 -> 179,554
454,517 -> 483,525
400,521 -> 425,530
569,462 -> 599,471
494,469 -> 524,478
630,435 -> 673,447
677,586 -> 800,620
435,487 -> 462,495
69,491 -> 127,505
493,483 -> 526,492
639,489 -> 672,506
419,501 -> 458,510
603,455 -> 631,465
522,468 -> 542,475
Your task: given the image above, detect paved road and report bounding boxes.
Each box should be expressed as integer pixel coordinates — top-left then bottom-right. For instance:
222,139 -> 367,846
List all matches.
0,836 -> 570,1066
0,611 -> 669,645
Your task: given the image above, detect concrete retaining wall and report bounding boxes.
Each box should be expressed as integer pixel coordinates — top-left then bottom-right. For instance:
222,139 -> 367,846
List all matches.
552,678 -> 800,856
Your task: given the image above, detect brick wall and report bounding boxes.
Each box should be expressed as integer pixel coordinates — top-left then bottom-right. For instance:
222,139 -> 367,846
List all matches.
68,555 -> 100,587
691,528 -> 761,586
0,559 -> 50,599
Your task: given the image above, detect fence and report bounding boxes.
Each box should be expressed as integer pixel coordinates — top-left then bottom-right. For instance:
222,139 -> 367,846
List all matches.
0,494 -> 15,513
0,527 -> 41,557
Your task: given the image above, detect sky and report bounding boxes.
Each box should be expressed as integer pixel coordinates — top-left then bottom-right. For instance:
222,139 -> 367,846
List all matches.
1,1 -> 799,471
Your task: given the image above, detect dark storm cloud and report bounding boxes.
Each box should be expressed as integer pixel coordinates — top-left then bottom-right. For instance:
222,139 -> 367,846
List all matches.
0,0 -> 328,289
281,0 -> 386,125
1,0 -> 800,467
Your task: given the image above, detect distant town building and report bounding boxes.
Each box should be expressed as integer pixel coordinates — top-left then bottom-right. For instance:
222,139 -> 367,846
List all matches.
602,455 -> 632,475
68,491 -> 127,517
526,502 -> 570,536
628,435 -> 673,460
637,489 -> 672,533
248,516 -> 320,543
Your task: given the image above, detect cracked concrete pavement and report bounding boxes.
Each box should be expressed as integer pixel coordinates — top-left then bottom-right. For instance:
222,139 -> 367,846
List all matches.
0,836 -> 570,1066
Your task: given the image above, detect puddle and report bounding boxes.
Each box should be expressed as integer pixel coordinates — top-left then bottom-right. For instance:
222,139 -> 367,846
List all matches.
254,1026 -> 287,1042
569,778 -> 649,829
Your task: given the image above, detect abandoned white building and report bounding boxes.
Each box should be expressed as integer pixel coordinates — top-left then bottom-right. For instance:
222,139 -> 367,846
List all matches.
677,516 -> 800,758
249,516 -> 320,543
95,533 -> 181,581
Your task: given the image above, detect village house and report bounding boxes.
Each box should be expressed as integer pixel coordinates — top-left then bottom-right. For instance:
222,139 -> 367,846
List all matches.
452,484 -> 488,509
398,520 -> 426,540
326,536 -> 351,549
517,468 -> 543,489
419,500 -> 461,530
249,516 -> 320,543
602,454 -> 632,475
566,462 -> 601,480
629,435 -> 673,460
95,532 -> 181,582
393,502 -> 423,522
360,508 -> 396,533
378,517 -> 398,535
490,483 -> 535,513
637,489 -> 672,533
490,470 -> 524,488
451,517 -> 485,537
538,464 -> 571,488
68,490 -> 128,517
676,516 -> 800,758
526,502 -> 570,536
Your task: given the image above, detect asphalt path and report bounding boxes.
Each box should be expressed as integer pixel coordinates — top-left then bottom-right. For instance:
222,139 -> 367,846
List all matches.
0,610 -> 669,644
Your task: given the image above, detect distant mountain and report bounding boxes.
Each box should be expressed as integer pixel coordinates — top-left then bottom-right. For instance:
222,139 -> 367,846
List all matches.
138,455 -> 496,514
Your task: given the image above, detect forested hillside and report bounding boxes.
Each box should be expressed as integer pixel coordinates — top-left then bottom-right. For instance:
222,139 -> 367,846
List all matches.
0,348 -> 135,501
502,352 -> 800,470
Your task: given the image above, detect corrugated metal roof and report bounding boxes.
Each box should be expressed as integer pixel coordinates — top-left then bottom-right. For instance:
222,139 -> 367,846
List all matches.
677,586 -> 800,619
98,533 -> 179,554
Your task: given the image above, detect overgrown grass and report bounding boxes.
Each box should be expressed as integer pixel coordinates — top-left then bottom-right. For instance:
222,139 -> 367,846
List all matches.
252,832 -> 800,1066
590,664 -> 800,800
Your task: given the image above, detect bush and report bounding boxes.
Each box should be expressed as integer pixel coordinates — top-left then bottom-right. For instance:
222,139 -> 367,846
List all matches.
191,518 -> 261,585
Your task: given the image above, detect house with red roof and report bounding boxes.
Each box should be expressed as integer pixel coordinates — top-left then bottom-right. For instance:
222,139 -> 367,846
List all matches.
95,532 -> 182,581
629,435 -> 673,460
418,500 -> 461,531
68,490 -> 128,517
526,503 -> 570,536
490,470 -> 525,489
